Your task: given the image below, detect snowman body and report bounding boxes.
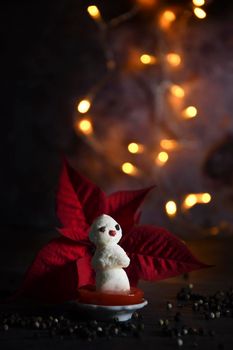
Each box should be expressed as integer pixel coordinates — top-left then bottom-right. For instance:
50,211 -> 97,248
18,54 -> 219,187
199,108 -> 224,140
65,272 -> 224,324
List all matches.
89,214 -> 130,293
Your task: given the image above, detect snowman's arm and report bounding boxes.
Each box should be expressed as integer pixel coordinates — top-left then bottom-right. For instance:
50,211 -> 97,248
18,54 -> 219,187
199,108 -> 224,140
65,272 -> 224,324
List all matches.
112,245 -> 130,268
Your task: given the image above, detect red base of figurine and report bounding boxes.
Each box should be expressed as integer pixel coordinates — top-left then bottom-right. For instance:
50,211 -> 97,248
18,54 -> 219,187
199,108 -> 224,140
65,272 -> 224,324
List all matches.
77,286 -> 144,306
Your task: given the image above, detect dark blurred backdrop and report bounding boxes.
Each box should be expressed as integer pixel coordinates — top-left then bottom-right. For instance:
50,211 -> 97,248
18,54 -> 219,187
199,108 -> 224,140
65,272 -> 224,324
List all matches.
0,0 -> 107,228
0,0 -> 233,293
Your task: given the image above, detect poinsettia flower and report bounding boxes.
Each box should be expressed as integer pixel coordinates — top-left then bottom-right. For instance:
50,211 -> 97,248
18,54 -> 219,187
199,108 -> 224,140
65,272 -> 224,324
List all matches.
17,160 -> 209,303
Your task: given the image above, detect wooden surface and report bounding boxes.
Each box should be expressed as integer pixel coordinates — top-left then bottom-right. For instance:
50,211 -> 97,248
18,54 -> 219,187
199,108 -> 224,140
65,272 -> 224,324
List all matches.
0,236 -> 233,350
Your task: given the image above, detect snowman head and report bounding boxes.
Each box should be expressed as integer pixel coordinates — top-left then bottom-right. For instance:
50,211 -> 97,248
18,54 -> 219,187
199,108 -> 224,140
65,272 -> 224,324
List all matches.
89,214 -> 122,247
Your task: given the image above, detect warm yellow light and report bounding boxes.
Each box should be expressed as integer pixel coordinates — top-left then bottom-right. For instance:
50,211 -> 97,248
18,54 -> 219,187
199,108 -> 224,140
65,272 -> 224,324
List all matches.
128,142 -> 144,154
140,54 -> 156,65
121,162 -> 138,176
201,193 -> 211,203
159,10 -> 176,29
192,0 -> 205,6
160,139 -> 178,150
87,5 -> 101,20
183,106 -> 198,119
77,99 -> 91,114
156,151 -> 169,166
158,151 -> 169,162
183,192 -> 211,210
193,7 -> 207,19
166,53 -> 181,67
184,194 -> 197,209
76,119 -> 93,135
163,10 -> 176,22
170,85 -> 185,98
165,201 -> 177,216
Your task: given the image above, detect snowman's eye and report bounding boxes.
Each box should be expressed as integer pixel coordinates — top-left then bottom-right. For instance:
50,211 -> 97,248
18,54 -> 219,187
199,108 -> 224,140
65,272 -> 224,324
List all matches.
98,226 -> 105,232
115,224 -> 120,231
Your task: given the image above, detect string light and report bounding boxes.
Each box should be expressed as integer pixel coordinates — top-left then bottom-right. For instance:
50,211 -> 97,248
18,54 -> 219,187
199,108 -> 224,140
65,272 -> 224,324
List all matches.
183,106 -> 198,118
200,192 -> 211,203
87,5 -> 101,20
170,84 -> 185,98
156,151 -> 169,166
193,7 -> 207,19
165,201 -> 177,217
192,0 -> 205,6
75,118 -> 93,135
128,142 -> 144,154
160,139 -> 178,150
77,99 -> 91,114
183,193 -> 211,209
140,54 -> 157,65
166,53 -> 181,67
183,194 -> 197,209
71,3 -> 213,231
159,10 -> 176,29
121,162 -> 138,175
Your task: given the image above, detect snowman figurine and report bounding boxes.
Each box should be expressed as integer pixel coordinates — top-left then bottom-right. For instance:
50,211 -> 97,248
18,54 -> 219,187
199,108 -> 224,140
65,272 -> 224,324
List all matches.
89,214 -> 130,293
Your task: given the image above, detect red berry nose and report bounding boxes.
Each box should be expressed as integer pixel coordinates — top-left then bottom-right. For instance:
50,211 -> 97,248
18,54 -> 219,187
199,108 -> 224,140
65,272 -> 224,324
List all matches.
109,230 -> 116,237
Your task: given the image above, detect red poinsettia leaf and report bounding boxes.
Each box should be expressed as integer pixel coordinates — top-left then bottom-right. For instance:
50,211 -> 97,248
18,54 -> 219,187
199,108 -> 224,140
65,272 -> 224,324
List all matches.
58,227 -> 88,242
134,210 -> 142,225
56,161 -> 89,240
76,255 -> 95,287
107,186 -> 155,233
121,225 -> 209,286
18,237 -> 92,303
66,162 -> 107,225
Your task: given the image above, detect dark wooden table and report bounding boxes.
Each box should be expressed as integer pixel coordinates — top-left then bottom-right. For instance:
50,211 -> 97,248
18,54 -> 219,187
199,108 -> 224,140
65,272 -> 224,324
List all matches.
0,236 -> 233,350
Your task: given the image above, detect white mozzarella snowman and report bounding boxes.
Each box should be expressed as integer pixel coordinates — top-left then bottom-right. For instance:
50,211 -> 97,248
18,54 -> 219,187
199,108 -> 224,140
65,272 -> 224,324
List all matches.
89,214 -> 130,293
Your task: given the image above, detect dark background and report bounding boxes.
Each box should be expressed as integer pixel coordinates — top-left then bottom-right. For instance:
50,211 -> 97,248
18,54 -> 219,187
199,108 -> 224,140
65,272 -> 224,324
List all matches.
0,0 -> 107,228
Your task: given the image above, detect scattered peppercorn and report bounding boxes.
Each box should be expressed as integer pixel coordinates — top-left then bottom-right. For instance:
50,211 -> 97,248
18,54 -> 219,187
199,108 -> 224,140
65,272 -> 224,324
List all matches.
3,324 -> 9,331
177,337 -> 183,346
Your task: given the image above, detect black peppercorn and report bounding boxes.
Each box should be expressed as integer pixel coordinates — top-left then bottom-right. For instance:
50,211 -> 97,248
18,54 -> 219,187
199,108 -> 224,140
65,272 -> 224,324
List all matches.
3,324 -> 9,331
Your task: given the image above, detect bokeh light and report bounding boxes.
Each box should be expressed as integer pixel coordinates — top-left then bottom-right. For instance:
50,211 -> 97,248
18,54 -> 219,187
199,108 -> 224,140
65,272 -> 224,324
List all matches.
140,54 -> 157,65
170,84 -> 185,98
193,7 -> 207,19
77,99 -> 91,114
183,194 -> 197,209
75,119 -> 93,135
183,193 -> 211,210
159,10 -> 176,29
201,193 -> 211,203
165,201 -> 177,216
121,162 -> 138,175
192,0 -> 205,6
160,139 -> 178,150
128,142 -> 144,154
156,151 -> 169,166
183,106 -> 198,118
166,53 -> 181,67
87,5 -> 101,20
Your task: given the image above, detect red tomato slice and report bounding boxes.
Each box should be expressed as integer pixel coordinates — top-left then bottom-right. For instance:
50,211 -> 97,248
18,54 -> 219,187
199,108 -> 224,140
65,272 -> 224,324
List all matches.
77,286 -> 144,306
